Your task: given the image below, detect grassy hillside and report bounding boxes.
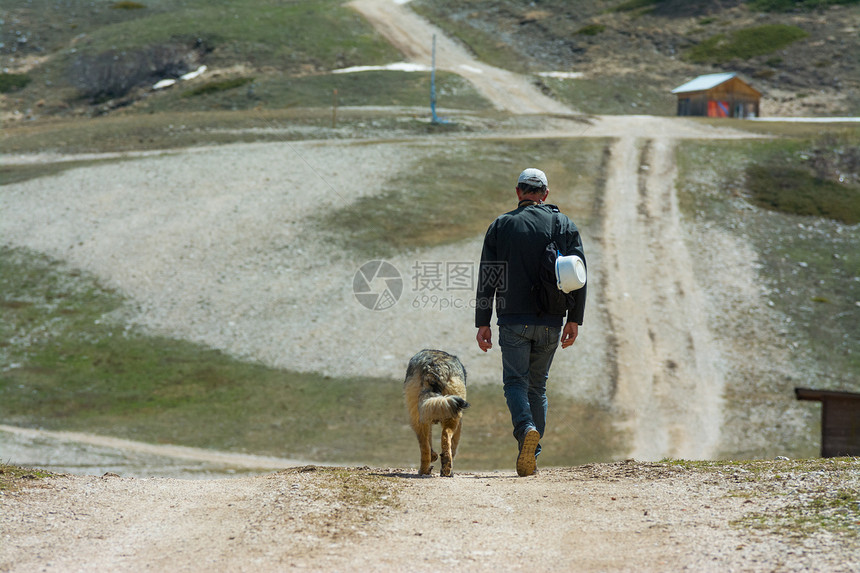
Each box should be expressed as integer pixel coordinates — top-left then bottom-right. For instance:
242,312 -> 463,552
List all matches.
0,244 -> 622,469
411,0 -> 860,116
3,0 -> 859,120
674,123 -> 860,458
3,0 -> 400,74
320,138 -> 607,256
0,0 -> 477,119
677,126 -> 859,381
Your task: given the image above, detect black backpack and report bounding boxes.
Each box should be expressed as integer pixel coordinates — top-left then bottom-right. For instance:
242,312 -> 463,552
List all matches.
535,209 -> 577,316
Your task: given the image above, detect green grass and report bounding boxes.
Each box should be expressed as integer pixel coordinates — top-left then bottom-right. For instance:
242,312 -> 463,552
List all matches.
697,118 -> 860,139
0,73 -> 31,94
0,247 -> 402,461
1,158 -> 141,187
756,487 -> 859,538
686,24 -> 809,63
610,0 -> 661,13
110,1 -> 146,9
0,464 -> 57,493
676,136 -> 860,381
3,0 -> 402,112
729,462 -> 859,539
409,3 -> 536,74
676,130 -> 860,223
317,467 -> 400,514
0,112 -> 294,155
747,0 -> 860,11
0,68 -> 492,156
0,0 -> 167,55
61,0 -> 400,71
662,457 -> 854,473
746,165 -> 860,223
664,458 -> 860,540
754,217 -> 859,375
576,24 -> 607,36
148,70 -> 489,113
740,133 -> 860,224
0,246 -> 621,469
539,74 -> 676,115
0,107 -> 463,157
181,77 -> 255,98
676,135 -> 859,460
320,137 -> 608,257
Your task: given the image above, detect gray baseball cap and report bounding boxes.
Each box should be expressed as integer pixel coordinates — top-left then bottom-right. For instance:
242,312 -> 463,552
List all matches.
517,168 -> 548,188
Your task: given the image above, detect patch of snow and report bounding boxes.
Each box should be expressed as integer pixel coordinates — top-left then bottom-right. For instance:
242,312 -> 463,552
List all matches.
153,79 -> 176,90
538,71 -> 584,79
332,62 -> 430,74
180,65 -> 207,81
458,64 -> 483,74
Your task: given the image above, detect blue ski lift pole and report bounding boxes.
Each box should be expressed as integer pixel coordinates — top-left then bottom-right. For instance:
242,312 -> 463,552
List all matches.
430,34 -> 448,124
431,34 -> 439,123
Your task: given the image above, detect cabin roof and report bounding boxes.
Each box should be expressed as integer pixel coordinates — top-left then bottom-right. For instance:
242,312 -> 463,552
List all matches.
796,387 -> 860,402
671,72 -> 739,94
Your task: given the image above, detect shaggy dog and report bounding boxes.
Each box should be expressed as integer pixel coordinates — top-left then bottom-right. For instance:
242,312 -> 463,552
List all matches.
404,349 -> 469,477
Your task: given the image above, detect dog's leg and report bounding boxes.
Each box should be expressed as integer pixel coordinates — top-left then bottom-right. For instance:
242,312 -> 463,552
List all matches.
416,423 -> 434,475
451,418 -> 463,459
439,420 -> 456,477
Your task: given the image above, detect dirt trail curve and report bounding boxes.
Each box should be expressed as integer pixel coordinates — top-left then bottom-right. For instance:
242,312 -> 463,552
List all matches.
349,0 -> 575,114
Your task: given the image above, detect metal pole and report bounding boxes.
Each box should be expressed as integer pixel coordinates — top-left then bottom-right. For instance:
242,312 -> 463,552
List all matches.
431,34 -> 438,124
332,88 -> 338,129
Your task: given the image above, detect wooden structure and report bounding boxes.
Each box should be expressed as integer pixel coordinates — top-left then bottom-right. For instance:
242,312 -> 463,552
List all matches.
671,72 -> 761,119
795,388 -> 860,457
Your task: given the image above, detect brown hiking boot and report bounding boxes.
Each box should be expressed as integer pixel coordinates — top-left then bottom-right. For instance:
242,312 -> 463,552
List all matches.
516,428 -> 540,477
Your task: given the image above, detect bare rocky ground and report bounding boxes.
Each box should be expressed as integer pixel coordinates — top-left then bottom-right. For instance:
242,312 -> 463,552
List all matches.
1,1 -> 857,571
2,460 -> 858,572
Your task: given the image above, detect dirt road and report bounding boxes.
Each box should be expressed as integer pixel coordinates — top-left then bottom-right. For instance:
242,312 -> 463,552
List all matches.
349,0 -> 575,114
601,137 -> 724,461
3,461 -> 857,572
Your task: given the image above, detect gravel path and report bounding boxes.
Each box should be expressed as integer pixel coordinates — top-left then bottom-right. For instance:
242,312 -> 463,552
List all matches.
3,461 -> 857,572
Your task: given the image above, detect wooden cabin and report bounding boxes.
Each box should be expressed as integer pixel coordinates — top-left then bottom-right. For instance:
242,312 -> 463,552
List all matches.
671,73 -> 761,119
795,388 -> 860,457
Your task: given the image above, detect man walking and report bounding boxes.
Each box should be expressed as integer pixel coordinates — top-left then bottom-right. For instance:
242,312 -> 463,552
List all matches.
475,168 -> 586,476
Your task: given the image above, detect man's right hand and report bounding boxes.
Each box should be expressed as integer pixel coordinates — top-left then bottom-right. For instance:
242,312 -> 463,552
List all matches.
476,326 -> 493,352
561,322 -> 579,348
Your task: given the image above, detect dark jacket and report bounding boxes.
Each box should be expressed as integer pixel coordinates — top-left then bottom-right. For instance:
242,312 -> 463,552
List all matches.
475,202 -> 586,327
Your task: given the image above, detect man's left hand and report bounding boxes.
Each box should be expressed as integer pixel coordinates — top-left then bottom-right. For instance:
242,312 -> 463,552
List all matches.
476,326 -> 493,352
561,322 -> 579,349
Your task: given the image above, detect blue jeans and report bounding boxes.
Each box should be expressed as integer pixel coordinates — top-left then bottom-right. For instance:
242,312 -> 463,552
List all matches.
498,324 -> 561,457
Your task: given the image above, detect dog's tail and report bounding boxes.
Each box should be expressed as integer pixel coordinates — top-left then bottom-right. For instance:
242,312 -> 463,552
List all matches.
419,394 -> 470,424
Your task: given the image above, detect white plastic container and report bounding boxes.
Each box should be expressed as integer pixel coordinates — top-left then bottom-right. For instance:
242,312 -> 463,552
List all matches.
556,255 -> 586,292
